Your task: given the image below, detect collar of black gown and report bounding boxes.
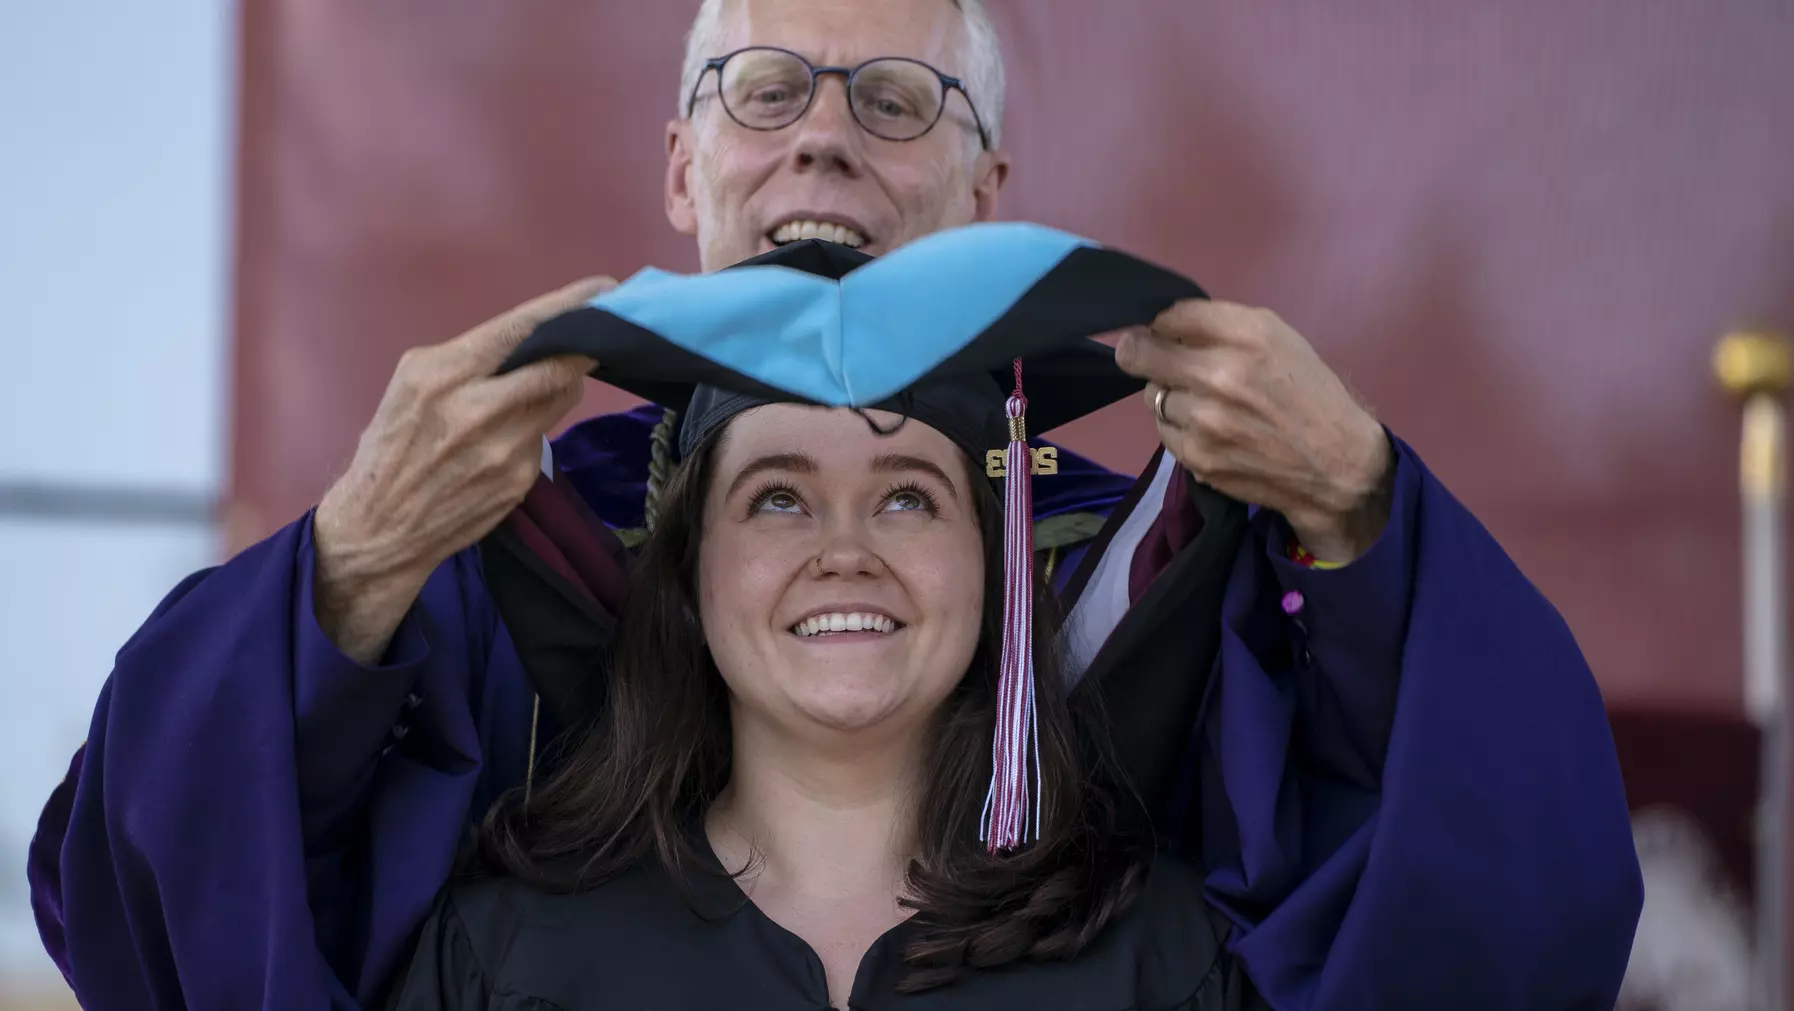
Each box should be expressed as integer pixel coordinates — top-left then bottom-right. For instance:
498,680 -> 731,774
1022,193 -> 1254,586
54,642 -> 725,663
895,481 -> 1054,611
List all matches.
401,843 -> 1251,1008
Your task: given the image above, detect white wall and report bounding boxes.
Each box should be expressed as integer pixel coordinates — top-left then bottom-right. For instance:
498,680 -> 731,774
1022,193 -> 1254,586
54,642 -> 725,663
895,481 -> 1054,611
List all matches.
0,0 -> 235,988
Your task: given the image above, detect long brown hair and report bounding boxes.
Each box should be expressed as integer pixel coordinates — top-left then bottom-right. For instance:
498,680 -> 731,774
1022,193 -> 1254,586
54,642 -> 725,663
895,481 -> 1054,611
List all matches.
478,418 -> 1150,991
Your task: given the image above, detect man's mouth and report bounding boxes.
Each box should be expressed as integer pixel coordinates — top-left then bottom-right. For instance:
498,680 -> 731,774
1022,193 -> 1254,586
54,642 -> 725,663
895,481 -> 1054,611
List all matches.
768,219 -> 868,249
789,611 -> 902,638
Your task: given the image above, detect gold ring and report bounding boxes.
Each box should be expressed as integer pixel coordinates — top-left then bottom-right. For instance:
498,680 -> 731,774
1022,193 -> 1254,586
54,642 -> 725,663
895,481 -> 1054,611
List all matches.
1153,386 -> 1171,425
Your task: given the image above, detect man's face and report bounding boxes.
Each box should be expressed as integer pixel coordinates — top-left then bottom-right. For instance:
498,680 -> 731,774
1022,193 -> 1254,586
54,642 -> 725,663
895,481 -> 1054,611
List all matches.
666,0 -> 1010,272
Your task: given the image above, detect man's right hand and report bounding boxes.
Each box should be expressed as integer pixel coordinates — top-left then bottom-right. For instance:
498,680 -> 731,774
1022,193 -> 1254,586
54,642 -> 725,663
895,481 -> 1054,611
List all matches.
312,276 -> 616,665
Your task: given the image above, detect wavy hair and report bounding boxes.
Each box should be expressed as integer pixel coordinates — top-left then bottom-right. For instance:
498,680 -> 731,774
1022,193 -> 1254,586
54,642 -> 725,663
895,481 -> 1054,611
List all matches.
478,419 -> 1148,991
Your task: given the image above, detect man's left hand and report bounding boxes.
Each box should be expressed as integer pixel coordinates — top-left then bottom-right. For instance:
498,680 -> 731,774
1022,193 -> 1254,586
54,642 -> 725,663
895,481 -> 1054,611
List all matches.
1114,300 -> 1393,564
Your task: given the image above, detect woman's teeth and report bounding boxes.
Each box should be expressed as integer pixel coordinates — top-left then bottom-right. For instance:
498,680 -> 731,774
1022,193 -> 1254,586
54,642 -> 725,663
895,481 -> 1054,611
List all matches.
770,220 -> 866,248
791,612 -> 898,637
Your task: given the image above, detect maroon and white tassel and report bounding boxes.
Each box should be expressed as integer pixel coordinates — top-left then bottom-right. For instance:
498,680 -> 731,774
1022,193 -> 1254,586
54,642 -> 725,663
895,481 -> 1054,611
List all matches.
981,358 -> 1042,852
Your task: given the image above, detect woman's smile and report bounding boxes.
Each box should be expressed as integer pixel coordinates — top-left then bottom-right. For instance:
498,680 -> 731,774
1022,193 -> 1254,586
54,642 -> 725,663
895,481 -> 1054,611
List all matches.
788,608 -> 905,639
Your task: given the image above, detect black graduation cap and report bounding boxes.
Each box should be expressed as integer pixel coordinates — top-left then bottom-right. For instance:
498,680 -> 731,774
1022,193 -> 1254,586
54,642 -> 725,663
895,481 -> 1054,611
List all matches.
488,222 -> 1235,851
500,222 -> 1203,470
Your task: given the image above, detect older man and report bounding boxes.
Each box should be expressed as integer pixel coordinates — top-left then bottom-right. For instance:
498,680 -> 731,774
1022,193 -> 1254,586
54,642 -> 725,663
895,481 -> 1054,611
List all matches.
30,1 -> 1641,1009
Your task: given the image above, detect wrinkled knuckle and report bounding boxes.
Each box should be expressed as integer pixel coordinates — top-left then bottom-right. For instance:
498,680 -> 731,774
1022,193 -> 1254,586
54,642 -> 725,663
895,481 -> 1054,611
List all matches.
1190,397 -> 1231,437
395,346 -> 430,375
520,363 -> 567,401
508,454 -> 543,493
398,349 -> 458,400
496,316 -> 534,349
431,401 -> 473,443
395,346 -> 442,384
1171,350 -> 1210,388
472,438 -> 517,480
389,355 -> 426,398
551,364 -> 585,397
429,391 -> 480,432
1206,361 -> 1245,401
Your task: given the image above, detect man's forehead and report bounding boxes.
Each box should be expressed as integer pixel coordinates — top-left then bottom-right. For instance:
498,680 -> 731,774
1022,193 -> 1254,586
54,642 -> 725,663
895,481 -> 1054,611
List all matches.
719,0 -> 968,72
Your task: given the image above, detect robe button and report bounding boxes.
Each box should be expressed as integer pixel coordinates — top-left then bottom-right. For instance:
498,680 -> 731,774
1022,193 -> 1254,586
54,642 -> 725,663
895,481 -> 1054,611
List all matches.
1280,590 -> 1305,615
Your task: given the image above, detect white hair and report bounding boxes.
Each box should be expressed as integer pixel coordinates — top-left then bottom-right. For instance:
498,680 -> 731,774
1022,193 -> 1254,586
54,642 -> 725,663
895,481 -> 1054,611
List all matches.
676,0 -> 1006,150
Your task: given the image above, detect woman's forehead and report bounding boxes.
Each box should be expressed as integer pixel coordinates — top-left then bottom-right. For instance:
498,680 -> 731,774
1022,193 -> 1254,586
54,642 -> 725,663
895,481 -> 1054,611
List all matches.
715,403 -> 962,473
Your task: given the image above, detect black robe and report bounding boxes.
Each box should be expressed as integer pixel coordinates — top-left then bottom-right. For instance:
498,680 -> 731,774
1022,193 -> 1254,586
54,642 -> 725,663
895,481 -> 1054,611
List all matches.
385,846 -> 1264,1010
384,477 -> 1260,1010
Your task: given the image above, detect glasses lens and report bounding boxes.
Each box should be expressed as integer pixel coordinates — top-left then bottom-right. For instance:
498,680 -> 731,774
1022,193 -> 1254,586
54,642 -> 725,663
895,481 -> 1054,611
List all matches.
851,59 -> 946,140
719,49 -> 814,129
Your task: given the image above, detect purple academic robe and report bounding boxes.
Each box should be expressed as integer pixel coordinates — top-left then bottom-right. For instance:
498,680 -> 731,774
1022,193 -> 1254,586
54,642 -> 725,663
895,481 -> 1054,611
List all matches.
25,418 -> 1641,1010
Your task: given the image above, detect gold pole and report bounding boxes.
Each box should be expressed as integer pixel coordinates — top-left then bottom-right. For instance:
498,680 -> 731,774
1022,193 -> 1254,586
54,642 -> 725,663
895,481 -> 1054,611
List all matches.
1714,327 -> 1791,1011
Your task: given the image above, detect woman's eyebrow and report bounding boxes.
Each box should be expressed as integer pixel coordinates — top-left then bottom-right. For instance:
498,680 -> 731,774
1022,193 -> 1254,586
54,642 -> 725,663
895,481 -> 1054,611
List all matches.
870,453 -> 960,502
724,452 -> 817,500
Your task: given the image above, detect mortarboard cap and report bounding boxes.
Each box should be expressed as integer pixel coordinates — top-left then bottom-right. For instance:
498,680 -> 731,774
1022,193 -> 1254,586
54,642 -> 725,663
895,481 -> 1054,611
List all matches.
500,222 -> 1207,851
502,222 -> 1204,466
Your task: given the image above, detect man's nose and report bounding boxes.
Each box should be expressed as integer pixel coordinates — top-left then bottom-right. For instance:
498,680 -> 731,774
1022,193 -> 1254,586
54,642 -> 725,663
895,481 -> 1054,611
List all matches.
788,74 -> 864,175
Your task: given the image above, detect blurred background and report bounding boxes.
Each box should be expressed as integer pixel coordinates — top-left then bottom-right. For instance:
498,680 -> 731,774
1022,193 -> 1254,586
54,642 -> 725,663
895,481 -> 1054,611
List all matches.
2,3 -> 232,1008
2,1 -> 1791,1008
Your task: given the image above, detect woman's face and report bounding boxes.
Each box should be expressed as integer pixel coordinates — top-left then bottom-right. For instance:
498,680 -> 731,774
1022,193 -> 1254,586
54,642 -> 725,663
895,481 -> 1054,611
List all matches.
697,404 -> 986,745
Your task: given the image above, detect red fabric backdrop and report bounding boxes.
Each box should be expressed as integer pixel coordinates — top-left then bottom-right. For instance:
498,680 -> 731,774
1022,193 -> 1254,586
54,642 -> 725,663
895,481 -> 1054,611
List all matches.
227,2 -> 1794,896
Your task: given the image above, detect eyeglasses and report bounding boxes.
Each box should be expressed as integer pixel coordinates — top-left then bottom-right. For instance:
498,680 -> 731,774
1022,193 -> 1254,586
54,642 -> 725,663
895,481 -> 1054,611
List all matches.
686,46 -> 991,149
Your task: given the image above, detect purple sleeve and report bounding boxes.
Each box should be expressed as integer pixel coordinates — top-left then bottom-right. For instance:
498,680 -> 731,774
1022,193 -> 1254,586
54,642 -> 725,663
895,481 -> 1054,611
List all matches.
30,511 -> 536,1010
1252,445 -> 1417,794
292,517 -> 434,854
1198,436 -> 1642,1009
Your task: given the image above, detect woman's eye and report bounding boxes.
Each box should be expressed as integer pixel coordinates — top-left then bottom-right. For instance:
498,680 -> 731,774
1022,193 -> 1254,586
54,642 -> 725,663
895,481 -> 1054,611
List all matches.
759,490 -> 802,513
883,489 -> 934,513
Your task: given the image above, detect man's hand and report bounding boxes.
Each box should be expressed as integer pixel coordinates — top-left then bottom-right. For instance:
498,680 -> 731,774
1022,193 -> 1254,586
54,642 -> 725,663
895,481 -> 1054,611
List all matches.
1115,300 -> 1393,564
313,276 -> 615,664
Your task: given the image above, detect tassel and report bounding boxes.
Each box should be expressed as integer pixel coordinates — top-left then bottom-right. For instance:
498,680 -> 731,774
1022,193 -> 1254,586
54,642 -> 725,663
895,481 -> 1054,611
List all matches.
981,358 -> 1041,852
